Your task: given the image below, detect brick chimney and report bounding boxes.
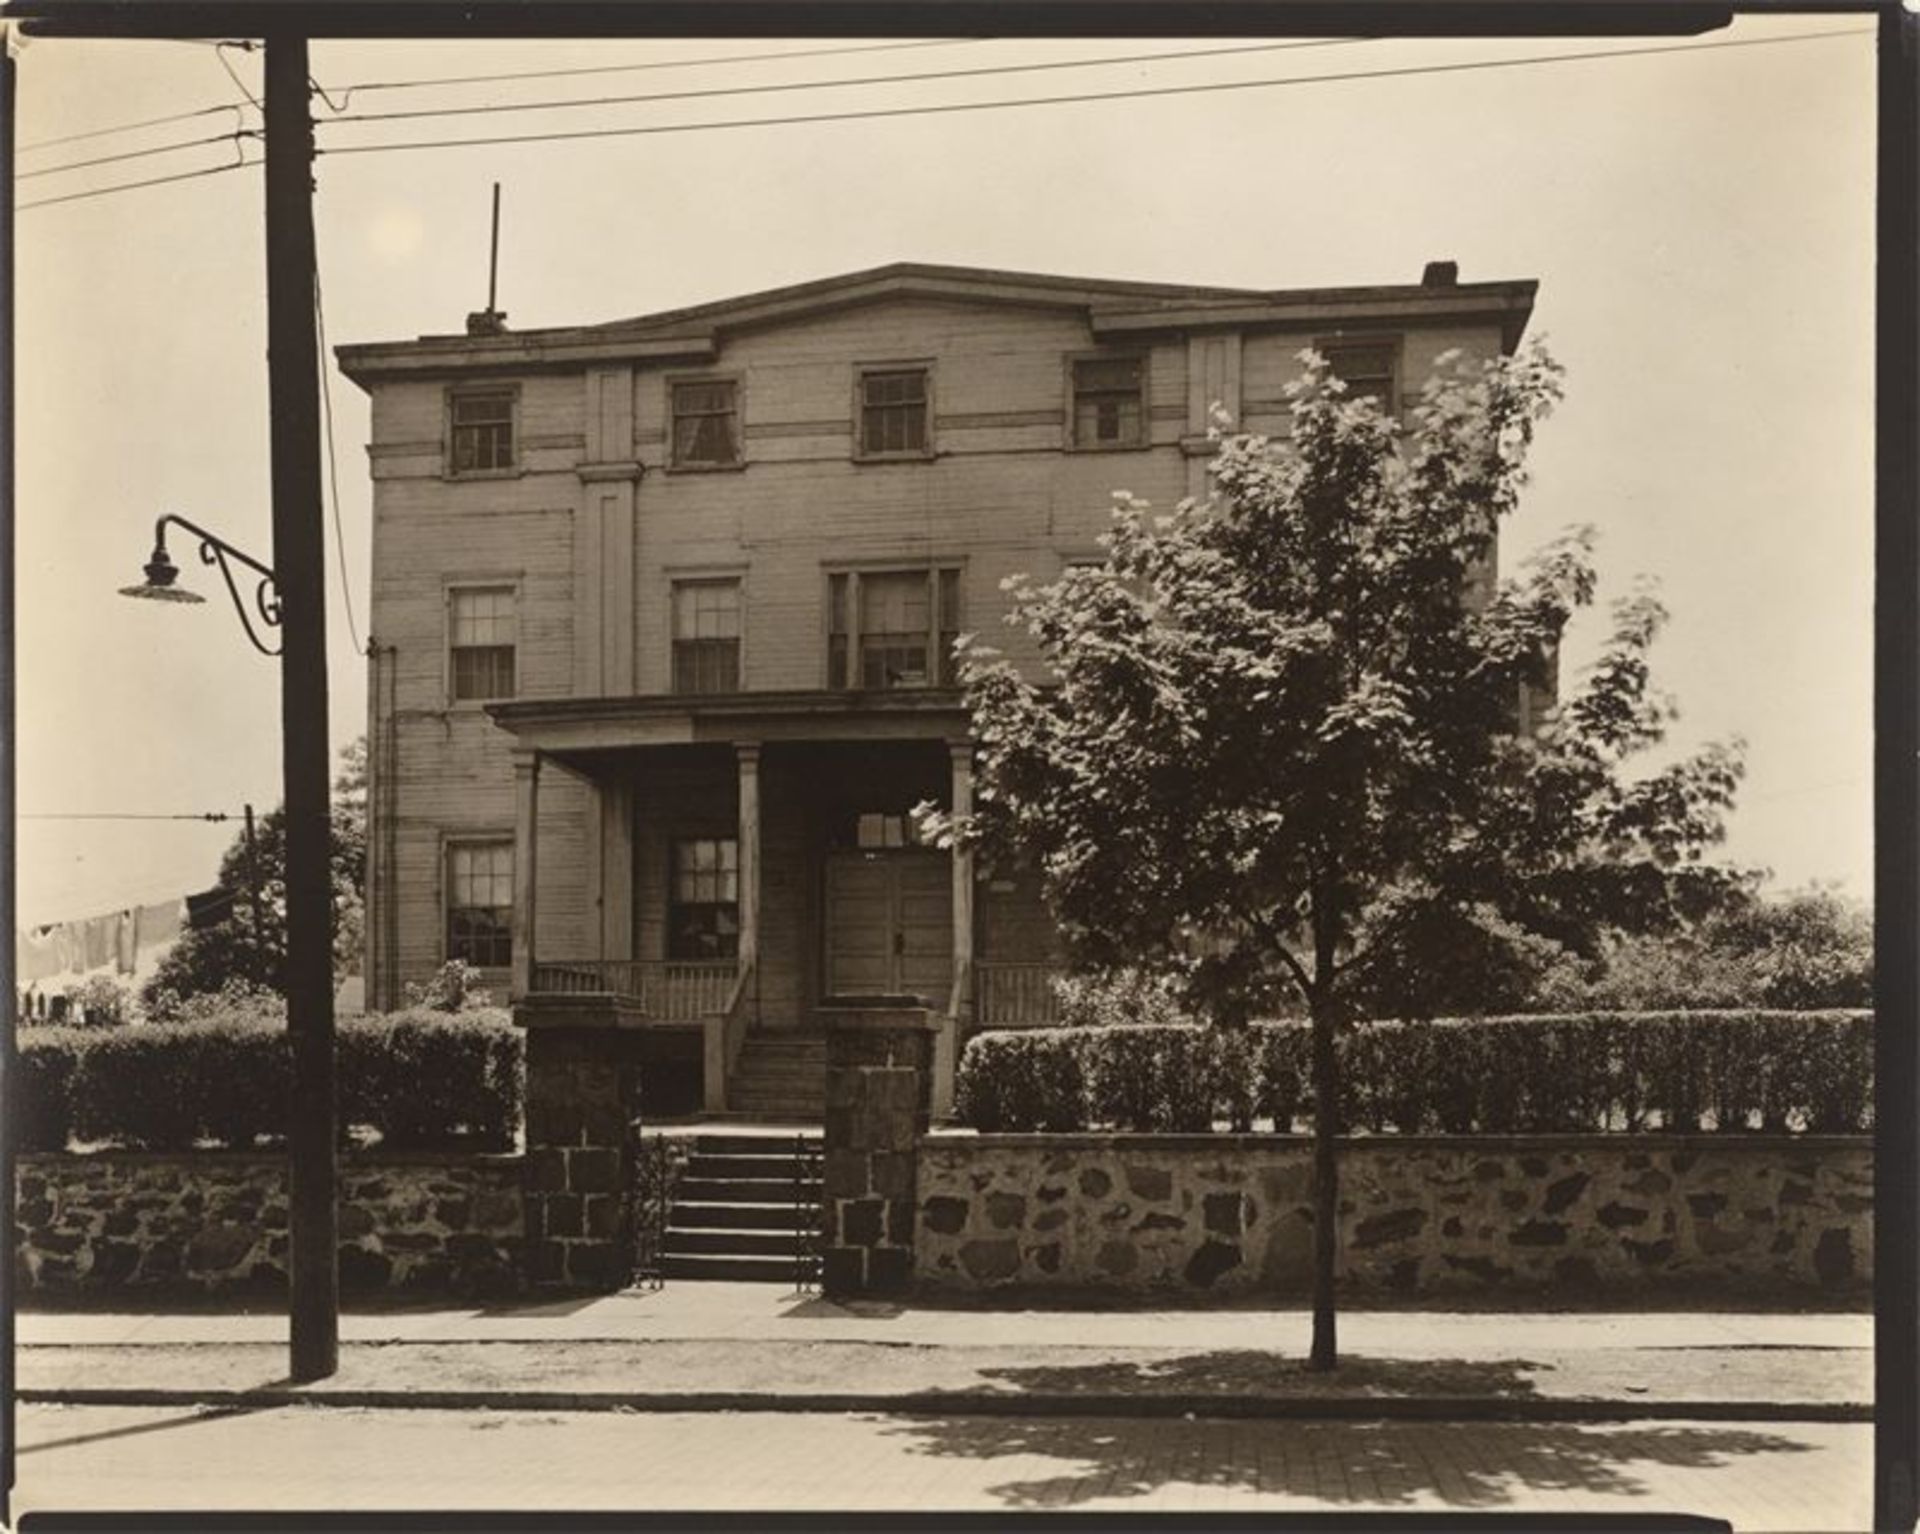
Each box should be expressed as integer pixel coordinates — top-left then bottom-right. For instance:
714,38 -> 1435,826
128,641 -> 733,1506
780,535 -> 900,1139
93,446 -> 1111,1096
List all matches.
1421,260 -> 1459,288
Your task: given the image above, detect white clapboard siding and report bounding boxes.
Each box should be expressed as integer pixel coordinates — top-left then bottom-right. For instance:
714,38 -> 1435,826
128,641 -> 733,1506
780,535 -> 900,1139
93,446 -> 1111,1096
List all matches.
364,289 -> 1516,997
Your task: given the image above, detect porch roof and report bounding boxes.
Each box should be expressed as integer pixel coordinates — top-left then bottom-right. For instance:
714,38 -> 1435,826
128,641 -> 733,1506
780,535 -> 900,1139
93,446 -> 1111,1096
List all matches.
486,688 -> 971,757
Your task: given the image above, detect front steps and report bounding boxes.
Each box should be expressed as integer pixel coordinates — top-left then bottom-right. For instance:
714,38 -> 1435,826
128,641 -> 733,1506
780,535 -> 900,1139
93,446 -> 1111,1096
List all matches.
659,1131 -> 822,1283
726,1030 -> 827,1119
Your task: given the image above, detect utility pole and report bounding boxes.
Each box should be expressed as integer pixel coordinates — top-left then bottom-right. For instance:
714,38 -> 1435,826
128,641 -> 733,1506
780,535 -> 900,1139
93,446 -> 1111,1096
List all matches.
242,801 -> 266,978
263,32 -> 337,1383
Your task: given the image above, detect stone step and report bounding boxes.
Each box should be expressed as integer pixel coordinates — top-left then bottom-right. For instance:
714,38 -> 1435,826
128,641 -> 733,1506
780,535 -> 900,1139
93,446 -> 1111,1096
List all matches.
659,1252 -> 809,1283
665,1226 -> 814,1256
679,1133 -> 822,1156
684,1152 -> 819,1181
676,1176 -> 821,1203
672,1200 -> 814,1230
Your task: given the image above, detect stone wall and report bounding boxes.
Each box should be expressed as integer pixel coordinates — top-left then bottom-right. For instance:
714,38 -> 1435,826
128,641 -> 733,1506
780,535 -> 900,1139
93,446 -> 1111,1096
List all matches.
15,1151 -> 525,1299
915,1134 -> 1873,1300
821,1010 -> 936,1299
520,1019 -> 641,1290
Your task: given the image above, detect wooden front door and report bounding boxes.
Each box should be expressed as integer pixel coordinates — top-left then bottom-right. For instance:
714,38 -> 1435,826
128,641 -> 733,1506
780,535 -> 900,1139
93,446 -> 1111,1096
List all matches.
824,850 -> 952,1004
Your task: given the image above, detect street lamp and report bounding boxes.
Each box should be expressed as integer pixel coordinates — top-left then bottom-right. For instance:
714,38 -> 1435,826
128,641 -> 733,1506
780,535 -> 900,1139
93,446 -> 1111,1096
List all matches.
120,513 -> 282,656
117,495 -> 336,1383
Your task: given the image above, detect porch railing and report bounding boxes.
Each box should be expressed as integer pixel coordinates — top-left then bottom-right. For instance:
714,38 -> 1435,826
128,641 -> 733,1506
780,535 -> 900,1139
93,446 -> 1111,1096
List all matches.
973,962 -> 1064,1028
528,959 -> 740,1019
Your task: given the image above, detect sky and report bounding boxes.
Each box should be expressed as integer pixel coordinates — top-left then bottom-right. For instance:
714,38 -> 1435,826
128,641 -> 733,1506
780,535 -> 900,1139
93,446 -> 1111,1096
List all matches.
11,16 -> 1876,929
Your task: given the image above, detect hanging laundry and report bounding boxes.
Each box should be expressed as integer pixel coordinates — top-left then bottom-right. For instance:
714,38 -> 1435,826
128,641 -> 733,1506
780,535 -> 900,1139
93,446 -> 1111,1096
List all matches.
77,913 -> 117,972
16,926 -> 68,984
135,899 -> 185,954
186,886 -> 236,932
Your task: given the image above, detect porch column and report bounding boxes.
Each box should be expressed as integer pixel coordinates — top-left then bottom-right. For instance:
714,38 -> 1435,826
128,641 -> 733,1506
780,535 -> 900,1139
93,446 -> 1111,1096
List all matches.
511,750 -> 541,998
737,743 -> 762,971
948,743 -> 975,1009
935,743 -> 975,1120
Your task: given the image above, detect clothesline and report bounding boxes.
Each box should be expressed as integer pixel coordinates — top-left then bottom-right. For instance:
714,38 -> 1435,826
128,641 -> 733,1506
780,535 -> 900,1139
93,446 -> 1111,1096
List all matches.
15,897 -> 191,988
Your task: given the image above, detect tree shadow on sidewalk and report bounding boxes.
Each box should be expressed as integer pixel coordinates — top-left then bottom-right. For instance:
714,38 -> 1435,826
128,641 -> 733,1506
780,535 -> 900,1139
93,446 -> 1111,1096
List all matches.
876,1411 -> 1821,1512
967,1350 -> 1552,1400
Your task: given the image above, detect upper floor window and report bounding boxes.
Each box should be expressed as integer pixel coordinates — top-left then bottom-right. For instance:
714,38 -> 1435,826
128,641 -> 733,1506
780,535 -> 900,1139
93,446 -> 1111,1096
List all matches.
857,367 -> 930,458
1319,341 -> 1398,412
670,379 -> 741,469
450,388 -> 515,473
828,567 -> 960,690
669,837 -> 739,960
672,579 -> 742,695
1071,355 -> 1146,449
447,839 -> 513,968
449,585 -> 516,702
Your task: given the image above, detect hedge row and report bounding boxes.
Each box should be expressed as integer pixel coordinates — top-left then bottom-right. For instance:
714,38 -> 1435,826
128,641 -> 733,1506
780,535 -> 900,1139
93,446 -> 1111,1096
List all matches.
954,1011 -> 1874,1135
16,1008 -> 523,1153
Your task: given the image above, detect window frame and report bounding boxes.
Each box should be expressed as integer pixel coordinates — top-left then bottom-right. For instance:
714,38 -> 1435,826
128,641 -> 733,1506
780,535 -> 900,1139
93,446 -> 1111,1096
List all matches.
670,575 -> 745,696
442,834 -> 515,972
823,562 -> 963,691
666,373 -> 746,472
667,835 -> 741,961
445,384 -> 521,479
1066,350 -> 1151,452
1315,335 -> 1401,415
852,362 -> 936,462
444,578 -> 521,708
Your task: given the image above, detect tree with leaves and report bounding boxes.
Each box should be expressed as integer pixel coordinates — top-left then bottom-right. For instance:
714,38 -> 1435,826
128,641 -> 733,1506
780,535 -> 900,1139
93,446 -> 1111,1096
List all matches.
925,344 -> 1744,1369
142,739 -> 367,1019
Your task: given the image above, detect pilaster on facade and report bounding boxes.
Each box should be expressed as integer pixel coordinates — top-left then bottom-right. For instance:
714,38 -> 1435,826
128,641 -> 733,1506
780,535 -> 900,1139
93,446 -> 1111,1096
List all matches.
510,749 -> 541,999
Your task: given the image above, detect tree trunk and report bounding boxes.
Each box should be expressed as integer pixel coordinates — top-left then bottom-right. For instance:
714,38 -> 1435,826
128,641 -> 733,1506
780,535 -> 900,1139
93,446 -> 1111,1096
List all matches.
1307,992 -> 1341,1371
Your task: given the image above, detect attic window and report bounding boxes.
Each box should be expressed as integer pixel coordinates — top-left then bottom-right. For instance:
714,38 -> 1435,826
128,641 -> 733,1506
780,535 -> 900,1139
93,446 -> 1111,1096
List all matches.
1319,341 -> 1398,412
857,367 -> 930,458
1071,355 -> 1146,449
670,379 -> 741,469
449,388 -> 516,473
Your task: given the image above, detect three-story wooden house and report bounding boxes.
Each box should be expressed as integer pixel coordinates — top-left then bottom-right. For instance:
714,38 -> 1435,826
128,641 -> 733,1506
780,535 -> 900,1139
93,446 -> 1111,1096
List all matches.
338,259 -> 1536,1118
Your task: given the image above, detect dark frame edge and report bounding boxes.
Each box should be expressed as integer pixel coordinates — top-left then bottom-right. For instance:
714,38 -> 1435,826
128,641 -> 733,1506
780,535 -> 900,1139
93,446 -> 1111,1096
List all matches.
1875,6 -> 1920,1533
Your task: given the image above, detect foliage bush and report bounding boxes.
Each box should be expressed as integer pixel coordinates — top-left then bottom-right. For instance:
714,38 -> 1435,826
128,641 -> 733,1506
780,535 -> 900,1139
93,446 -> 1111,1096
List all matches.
18,1004 -> 522,1153
402,960 -> 496,1014
338,1008 -> 521,1150
954,1011 -> 1874,1135
1052,969 -> 1195,1029
16,1027 -> 89,1151
952,1030 -> 1089,1132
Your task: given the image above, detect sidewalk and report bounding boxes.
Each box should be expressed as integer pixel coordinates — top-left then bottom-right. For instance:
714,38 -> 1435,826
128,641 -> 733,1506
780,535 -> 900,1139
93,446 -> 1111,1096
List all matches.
18,1286 -> 1872,1421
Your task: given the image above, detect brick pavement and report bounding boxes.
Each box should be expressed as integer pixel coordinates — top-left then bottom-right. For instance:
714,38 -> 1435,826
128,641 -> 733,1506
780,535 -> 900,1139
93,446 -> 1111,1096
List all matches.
12,1403 -> 1871,1528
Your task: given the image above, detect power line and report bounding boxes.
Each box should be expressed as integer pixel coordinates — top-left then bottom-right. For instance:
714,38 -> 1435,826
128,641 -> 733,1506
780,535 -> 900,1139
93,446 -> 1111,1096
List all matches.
214,39 -> 264,112
314,27 -> 1872,163
310,36 -> 988,112
19,127 -> 252,182
19,100 -> 246,155
17,154 -> 257,212
322,39 -> 1374,128
20,812 -> 237,822
312,268 -> 365,655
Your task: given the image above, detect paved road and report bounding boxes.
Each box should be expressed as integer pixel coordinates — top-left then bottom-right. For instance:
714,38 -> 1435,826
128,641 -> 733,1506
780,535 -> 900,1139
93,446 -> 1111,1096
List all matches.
12,1403 -> 1869,1528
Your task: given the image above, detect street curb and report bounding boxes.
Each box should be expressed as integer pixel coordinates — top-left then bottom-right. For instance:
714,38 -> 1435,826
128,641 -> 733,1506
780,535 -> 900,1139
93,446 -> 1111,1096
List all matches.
15,1386 -> 1874,1423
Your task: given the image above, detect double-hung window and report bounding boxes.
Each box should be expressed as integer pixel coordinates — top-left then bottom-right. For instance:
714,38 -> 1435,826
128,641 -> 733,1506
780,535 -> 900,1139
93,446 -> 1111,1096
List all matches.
828,567 -> 961,690
857,367 -> 930,458
447,840 -> 513,968
668,837 -> 739,960
1319,340 -> 1398,412
1071,355 -> 1146,449
449,389 -> 515,473
672,579 -> 742,695
449,586 -> 516,702
670,379 -> 741,469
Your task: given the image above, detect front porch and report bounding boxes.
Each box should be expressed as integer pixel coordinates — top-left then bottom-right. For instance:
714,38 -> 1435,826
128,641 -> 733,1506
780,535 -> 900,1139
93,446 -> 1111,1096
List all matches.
492,691 -> 1064,1116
